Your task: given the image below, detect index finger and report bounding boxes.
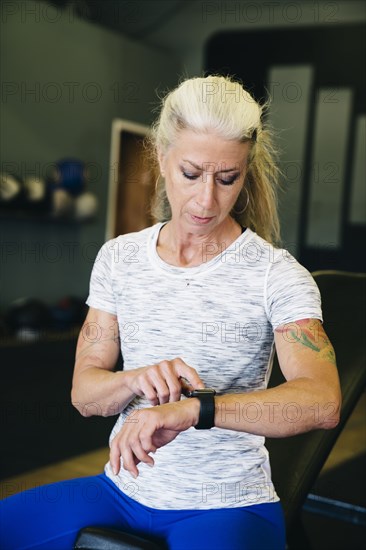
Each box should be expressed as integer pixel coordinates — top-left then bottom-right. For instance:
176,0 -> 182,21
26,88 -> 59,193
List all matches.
173,359 -> 205,390
179,376 -> 195,396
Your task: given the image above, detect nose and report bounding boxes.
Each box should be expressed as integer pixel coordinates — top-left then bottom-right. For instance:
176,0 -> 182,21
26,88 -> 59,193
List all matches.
196,175 -> 216,211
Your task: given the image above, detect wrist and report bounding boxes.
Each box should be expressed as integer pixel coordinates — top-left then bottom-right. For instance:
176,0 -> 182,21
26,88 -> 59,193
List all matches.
185,389 -> 216,429
122,369 -> 140,395
190,397 -> 202,428
181,395 -> 201,427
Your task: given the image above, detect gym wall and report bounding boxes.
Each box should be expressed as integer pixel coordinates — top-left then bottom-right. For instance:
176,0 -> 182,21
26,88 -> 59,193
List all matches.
1,0 -> 179,310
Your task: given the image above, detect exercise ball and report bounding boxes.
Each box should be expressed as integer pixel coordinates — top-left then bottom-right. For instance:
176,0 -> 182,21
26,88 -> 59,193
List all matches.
74,192 -> 98,220
23,176 -> 46,203
51,159 -> 86,197
0,173 -> 23,205
23,176 -> 48,212
51,188 -> 75,218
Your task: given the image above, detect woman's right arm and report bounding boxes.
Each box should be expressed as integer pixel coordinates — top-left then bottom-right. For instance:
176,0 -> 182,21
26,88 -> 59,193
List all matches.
71,307 -> 134,417
71,307 -> 205,418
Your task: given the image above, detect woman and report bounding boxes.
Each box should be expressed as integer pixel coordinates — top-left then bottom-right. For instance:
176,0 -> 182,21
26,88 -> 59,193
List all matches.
0,75 -> 341,550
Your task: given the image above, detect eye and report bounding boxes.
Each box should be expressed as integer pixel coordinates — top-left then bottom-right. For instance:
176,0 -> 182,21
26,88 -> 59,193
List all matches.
218,174 -> 239,186
182,172 -> 199,180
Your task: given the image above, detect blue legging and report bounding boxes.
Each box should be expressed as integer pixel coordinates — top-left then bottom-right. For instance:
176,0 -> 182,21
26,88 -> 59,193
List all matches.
0,473 -> 286,550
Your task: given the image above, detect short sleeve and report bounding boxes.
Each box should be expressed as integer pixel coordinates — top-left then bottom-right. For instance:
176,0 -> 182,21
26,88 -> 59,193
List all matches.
265,251 -> 322,330
86,239 -> 117,315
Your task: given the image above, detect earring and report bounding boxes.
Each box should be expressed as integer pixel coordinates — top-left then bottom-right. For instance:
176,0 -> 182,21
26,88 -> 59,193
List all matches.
232,187 -> 249,215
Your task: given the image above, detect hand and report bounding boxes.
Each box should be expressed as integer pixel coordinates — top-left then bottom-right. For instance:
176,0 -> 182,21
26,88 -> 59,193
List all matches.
110,398 -> 200,478
124,357 -> 205,406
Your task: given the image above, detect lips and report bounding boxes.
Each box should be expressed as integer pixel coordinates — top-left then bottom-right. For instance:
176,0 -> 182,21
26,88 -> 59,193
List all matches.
190,214 -> 215,224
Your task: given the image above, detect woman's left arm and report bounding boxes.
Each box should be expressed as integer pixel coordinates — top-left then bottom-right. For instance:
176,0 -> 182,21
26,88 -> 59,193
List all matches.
111,318 -> 341,477
213,318 -> 341,436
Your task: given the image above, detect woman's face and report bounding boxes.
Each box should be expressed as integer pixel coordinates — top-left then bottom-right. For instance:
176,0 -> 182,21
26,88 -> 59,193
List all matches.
158,129 -> 250,233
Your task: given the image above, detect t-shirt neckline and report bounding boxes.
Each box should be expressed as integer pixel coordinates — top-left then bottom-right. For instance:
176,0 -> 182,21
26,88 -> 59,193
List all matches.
147,221 -> 253,278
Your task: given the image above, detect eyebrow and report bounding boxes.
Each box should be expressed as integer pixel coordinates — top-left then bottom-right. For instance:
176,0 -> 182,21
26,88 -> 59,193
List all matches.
182,160 -> 240,173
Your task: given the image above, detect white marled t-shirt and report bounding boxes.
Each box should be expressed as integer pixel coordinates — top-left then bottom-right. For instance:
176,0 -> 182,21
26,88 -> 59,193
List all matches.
86,222 -> 322,510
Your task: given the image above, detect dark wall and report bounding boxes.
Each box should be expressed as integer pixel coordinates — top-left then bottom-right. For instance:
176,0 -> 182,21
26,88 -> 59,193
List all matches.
0,335 -> 117,478
205,24 -> 366,272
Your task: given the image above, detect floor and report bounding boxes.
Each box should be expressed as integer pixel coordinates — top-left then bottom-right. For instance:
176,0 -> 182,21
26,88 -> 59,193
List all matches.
1,393 -> 365,548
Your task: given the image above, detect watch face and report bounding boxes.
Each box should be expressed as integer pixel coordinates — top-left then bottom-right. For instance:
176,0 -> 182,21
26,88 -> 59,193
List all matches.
188,388 -> 216,396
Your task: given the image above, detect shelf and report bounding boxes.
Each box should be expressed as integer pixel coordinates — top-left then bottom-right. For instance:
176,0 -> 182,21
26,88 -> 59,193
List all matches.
0,208 -> 96,224
0,326 -> 81,348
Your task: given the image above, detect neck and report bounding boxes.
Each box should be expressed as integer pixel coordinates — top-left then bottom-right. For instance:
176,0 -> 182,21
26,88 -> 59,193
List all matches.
157,217 -> 241,268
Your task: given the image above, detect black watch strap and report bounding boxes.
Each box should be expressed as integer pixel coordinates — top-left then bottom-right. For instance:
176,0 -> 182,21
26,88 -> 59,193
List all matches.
191,391 -> 216,430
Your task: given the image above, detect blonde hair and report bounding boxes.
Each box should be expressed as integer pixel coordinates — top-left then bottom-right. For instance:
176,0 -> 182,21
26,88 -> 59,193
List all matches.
147,75 -> 281,245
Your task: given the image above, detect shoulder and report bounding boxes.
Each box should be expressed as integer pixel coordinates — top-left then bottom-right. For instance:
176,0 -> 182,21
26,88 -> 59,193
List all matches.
112,222 -> 160,247
264,237 -> 319,299
262,241 -> 322,328
266,243 -> 316,286
97,223 -> 161,264
239,229 -> 284,270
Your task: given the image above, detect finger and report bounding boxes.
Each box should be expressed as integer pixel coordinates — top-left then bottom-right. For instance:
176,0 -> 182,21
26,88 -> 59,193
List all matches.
131,440 -> 155,468
122,431 -> 157,477
150,372 -> 172,405
142,367 -> 176,405
140,432 -> 157,456
110,441 -> 121,476
157,362 -> 184,402
139,378 -> 160,406
121,444 -> 140,479
174,359 -> 205,389
179,377 -> 194,396
166,376 -> 184,402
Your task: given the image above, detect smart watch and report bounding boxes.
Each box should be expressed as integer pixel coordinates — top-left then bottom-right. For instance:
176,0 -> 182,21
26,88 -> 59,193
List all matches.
185,388 -> 216,430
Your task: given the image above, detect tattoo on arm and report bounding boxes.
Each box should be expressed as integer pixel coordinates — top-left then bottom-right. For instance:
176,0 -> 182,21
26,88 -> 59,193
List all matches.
277,321 -> 336,365
323,347 -> 336,365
